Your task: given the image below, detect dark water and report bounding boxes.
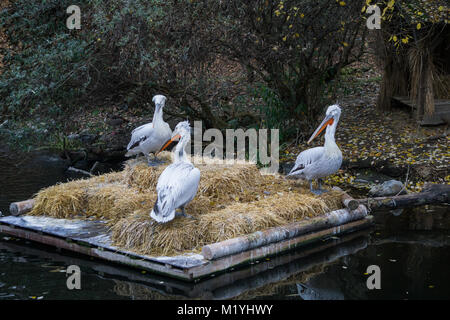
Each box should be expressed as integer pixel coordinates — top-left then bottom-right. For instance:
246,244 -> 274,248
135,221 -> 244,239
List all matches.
0,150 -> 449,300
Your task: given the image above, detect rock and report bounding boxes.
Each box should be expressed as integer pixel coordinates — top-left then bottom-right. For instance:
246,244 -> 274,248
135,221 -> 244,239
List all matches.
79,133 -> 98,144
99,129 -> 129,151
65,150 -> 86,163
414,165 -> 434,180
368,180 -> 407,197
377,160 -> 406,177
390,209 -> 404,216
106,116 -> 127,127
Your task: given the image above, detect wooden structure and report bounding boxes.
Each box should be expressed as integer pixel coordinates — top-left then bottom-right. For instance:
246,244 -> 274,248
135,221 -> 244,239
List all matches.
358,184 -> 450,211
0,192 -> 373,281
392,96 -> 450,126
376,18 -> 450,125
0,230 -> 370,299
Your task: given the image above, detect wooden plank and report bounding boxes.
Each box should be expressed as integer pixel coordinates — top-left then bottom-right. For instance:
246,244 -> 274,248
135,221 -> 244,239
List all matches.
393,96 -> 450,108
0,229 -> 370,299
9,199 -> 35,216
190,216 -> 373,279
208,234 -> 368,300
358,184 -> 450,210
0,208 -> 373,281
202,205 -> 368,260
0,215 -> 207,269
0,215 -> 373,281
0,224 -> 193,280
187,230 -> 370,299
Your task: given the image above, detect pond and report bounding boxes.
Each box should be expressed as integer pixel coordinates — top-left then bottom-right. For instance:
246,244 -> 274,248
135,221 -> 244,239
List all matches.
0,150 -> 449,300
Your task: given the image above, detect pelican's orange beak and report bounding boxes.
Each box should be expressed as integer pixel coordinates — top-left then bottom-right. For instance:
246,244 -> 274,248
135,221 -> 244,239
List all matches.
155,134 -> 181,156
307,116 -> 334,144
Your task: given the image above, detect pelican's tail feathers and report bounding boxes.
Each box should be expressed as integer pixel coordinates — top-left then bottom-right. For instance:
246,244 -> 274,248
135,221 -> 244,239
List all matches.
150,192 -> 176,223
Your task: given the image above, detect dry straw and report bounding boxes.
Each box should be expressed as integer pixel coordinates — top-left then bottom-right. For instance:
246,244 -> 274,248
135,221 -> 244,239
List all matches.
29,151 -> 343,256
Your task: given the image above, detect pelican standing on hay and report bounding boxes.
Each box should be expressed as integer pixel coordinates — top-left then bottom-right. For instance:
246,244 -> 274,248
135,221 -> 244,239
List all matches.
150,121 -> 200,223
287,104 -> 342,195
126,95 -> 172,165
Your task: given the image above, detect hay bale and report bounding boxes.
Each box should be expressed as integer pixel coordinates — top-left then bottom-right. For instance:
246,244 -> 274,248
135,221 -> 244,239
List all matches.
29,179 -> 90,218
28,154 -> 344,256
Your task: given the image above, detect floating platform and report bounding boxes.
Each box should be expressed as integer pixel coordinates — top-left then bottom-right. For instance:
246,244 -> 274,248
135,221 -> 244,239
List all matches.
0,204 -> 373,282
0,227 -> 370,299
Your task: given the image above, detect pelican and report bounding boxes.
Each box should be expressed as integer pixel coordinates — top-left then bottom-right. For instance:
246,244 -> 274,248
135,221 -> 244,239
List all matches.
150,121 -> 201,223
287,104 -> 342,195
125,95 -> 172,165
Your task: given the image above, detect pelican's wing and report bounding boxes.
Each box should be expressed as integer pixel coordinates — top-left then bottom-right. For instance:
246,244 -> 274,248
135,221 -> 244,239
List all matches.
288,146 -> 324,176
151,162 -> 200,223
127,123 -> 153,150
131,122 -> 152,134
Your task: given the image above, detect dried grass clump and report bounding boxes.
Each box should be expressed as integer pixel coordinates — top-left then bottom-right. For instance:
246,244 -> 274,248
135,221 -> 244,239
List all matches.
28,153 -> 344,257
29,179 -> 91,218
111,190 -> 343,257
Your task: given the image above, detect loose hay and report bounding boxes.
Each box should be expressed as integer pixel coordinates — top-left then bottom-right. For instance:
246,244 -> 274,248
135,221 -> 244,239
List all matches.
28,151 -> 344,256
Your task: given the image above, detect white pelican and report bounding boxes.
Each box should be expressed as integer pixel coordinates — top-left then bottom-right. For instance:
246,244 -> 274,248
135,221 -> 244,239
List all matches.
125,95 -> 172,165
287,104 -> 342,195
150,121 -> 201,223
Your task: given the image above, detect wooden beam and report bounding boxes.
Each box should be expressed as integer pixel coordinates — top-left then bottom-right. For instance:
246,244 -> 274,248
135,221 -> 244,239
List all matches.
333,186 -> 359,210
357,184 -> 450,211
192,216 -> 373,279
201,205 -> 368,261
9,199 -> 35,216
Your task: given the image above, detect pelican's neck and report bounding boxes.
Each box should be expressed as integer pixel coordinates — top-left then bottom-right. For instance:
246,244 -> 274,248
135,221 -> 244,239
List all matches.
324,116 -> 340,152
174,134 -> 190,163
152,105 -> 164,127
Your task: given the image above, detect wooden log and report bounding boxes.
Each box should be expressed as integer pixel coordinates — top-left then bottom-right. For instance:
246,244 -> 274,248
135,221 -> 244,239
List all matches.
9,199 -> 35,216
357,184 -> 450,211
201,205 -> 368,261
67,166 -> 93,176
333,186 -> 359,211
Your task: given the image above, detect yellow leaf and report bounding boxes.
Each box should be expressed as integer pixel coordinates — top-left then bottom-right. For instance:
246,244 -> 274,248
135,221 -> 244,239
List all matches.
417,23 -> 421,30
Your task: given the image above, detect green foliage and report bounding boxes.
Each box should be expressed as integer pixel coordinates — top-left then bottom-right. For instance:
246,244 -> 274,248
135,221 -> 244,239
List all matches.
253,84 -> 297,142
0,0 -> 368,146
0,0 -> 91,118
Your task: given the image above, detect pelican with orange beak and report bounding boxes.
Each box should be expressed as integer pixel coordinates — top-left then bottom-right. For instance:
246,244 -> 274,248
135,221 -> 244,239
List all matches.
150,121 -> 200,223
287,104 -> 342,195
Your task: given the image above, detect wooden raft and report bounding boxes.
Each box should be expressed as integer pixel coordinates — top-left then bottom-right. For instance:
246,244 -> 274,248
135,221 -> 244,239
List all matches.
0,193 -> 372,282
0,229 -> 370,299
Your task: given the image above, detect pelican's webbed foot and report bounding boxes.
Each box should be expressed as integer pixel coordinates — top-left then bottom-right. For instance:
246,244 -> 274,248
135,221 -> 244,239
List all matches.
147,154 -> 166,167
175,207 -> 196,220
310,179 -> 328,195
